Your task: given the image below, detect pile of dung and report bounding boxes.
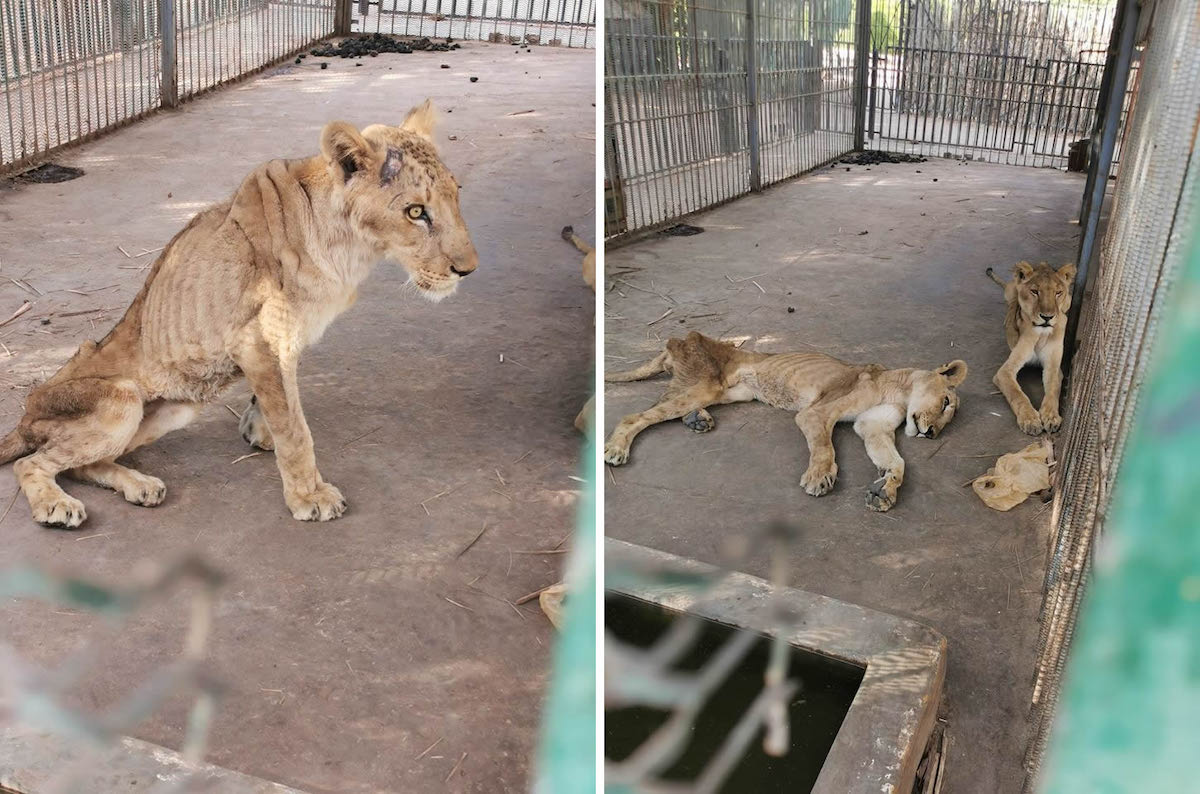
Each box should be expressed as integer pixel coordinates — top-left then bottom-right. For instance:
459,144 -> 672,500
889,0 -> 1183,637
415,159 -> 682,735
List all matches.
310,34 -> 459,58
838,151 -> 927,166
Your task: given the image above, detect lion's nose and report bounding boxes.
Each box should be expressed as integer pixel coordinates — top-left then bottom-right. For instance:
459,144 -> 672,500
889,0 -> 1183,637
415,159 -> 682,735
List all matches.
450,264 -> 473,277
1040,313 -> 1054,322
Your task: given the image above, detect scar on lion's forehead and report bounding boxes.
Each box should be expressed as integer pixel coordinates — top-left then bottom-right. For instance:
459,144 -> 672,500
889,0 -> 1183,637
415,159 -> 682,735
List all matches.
380,147 -> 405,185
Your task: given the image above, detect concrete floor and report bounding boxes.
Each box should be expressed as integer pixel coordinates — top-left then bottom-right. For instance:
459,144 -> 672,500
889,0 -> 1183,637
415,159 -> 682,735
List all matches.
0,44 -> 594,793
604,158 -> 1085,794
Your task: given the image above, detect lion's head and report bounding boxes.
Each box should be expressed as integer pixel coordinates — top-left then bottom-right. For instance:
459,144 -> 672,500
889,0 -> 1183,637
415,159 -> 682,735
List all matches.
319,101 -> 478,302
1013,261 -> 1076,332
905,360 -> 968,439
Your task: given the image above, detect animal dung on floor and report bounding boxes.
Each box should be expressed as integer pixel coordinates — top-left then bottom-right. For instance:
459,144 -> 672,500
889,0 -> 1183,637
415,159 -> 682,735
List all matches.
308,34 -> 459,58
9,162 -> 84,184
971,440 -> 1054,511
838,151 -> 927,166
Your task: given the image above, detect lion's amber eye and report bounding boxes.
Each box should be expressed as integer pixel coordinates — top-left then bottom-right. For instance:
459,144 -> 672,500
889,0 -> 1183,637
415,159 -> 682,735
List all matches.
1030,289 -> 1039,296
406,204 -> 426,221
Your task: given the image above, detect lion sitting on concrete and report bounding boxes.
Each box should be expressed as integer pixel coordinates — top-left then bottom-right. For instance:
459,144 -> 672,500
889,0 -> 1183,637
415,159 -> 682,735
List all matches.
0,100 -> 478,527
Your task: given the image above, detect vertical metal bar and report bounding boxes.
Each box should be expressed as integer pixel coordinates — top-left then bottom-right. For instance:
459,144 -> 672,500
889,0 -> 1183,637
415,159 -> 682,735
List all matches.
745,0 -> 759,191
159,0 -> 175,105
852,0 -> 869,149
1063,0 -> 1137,379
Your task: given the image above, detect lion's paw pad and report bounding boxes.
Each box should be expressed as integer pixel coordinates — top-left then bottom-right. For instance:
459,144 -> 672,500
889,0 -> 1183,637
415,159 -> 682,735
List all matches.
603,443 -> 629,466
34,494 -> 87,529
289,483 -> 347,522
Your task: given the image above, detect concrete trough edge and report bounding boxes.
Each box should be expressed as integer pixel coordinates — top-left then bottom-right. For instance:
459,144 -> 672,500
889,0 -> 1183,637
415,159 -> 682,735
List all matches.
606,538 -> 947,794
0,724 -> 310,794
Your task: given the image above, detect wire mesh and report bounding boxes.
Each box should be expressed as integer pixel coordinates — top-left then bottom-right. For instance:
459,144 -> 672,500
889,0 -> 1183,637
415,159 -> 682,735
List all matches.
173,0 -> 335,101
865,0 -> 1128,169
605,524 -> 801,793
0,0 -> 163,171
0,0 -> 335,174
605,0 -> 859,239
0,556 -> 224,793
1024,0 -> 1200,786
755,0 -> 856,187
350,0 -> 595,48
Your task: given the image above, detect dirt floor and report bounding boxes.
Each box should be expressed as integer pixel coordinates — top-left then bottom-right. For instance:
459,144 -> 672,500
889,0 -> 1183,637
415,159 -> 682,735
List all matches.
0,43 -> 594,794
604,158 -> 1086,794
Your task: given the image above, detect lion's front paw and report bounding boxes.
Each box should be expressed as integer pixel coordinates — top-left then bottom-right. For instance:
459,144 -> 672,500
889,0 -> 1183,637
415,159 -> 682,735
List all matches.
604,440 -> 630,466
866,478 -> 897,512
33,493 -> 87,529
682,409 -> 715,433
1016,408 -> 1044,436
239,396 -> 275,451
1040,406 -> 1062,433
287,482 -> 347,522
801,462 -> 837,496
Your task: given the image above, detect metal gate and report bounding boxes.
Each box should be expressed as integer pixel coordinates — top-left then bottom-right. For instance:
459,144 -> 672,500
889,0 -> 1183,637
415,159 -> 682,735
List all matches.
351,0 -> 595,48
604,0 -> 860,239
866,0 -> 1124,169
605,0 -> 1127,239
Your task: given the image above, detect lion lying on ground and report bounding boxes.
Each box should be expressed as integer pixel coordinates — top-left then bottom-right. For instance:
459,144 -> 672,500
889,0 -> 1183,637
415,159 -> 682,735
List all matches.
0,100 -> 478,527
604,332 -> 967,511
985,261 -> 1076,435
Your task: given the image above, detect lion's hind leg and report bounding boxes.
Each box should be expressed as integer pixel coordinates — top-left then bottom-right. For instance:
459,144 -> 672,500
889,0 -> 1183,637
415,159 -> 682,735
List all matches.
15,378 -> 144,528
71,461 -> 166,507
682,408 -> 715,433
603,382 -> 727,466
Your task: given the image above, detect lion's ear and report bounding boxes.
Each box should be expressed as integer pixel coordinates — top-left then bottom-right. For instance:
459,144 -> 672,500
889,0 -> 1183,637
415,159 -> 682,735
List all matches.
1013,261 -> 1035,282
401,99 -> 437,143
1058,262 -> 1078,284
320,121 -> 373,182
936,359 -> 968,386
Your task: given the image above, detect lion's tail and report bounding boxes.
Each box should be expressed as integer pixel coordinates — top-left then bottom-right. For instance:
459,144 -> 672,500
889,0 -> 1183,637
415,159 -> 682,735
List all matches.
985,267 -> 1006,288
561,225 -> 593,256
0,428 -> 32,465
606,351 -> 668,382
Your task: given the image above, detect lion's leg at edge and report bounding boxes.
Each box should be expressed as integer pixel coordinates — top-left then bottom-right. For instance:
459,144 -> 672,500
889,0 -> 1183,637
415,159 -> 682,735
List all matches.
16,380 -> 144,528
235,346 -> 345,521
796,407 -> 839,496
994,339 -> 1042,435
603,382 -> 727,466
854,406 -> 906,512
1039,344 -> 1065,432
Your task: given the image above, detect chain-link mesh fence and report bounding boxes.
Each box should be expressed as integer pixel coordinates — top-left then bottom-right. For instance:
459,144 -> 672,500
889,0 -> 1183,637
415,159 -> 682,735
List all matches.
0,0 -> 336,174
604,0 -> 858,239
605,0 -> 1130,240
350,0 -> 595,47
0,0 -> 164,171
1026,0 -> 1200,787
173,0 -> 335,101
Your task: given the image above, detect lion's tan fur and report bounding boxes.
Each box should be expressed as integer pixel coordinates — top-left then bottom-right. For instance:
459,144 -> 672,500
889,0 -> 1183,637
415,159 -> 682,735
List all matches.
0,100 -> 477,528
603,332 -> 967,512
564,225 -> 596,434
987,261 -> 1076,435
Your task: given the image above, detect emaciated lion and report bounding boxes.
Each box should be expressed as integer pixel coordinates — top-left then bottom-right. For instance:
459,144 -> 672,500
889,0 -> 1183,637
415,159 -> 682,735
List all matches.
0,100 -> 477,527
604,332 -> 968,511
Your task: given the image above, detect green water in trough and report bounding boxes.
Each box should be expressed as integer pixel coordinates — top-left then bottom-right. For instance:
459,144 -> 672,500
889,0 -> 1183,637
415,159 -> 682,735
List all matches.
605,594 -> 864,793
